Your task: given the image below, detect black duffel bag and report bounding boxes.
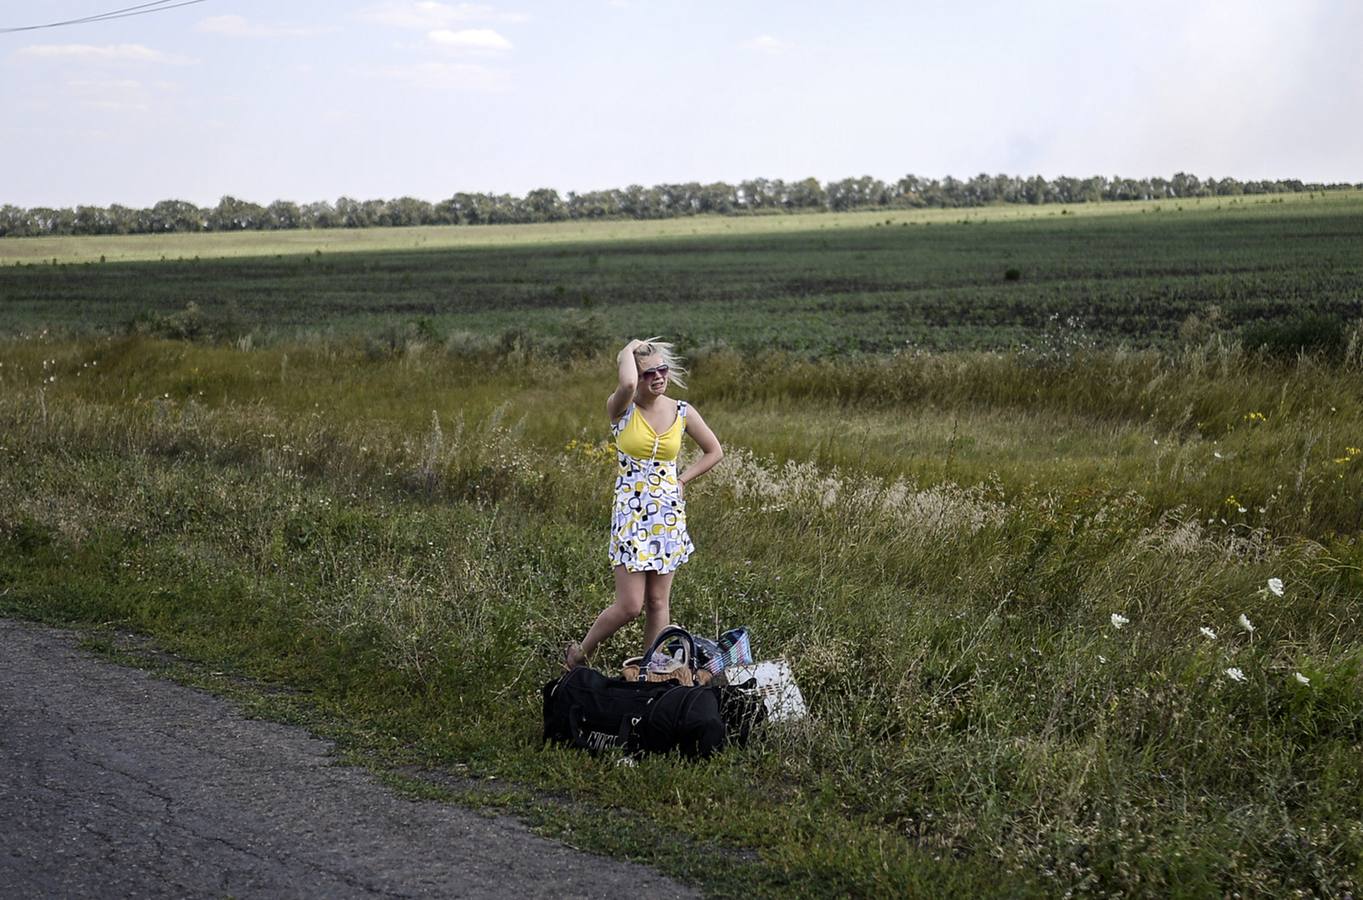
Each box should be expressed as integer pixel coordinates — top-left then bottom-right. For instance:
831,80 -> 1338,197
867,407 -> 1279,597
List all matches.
543,666 -> 728,759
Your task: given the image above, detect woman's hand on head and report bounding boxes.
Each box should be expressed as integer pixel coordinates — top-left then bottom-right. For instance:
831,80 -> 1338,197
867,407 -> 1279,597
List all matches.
609,342 -> 644,420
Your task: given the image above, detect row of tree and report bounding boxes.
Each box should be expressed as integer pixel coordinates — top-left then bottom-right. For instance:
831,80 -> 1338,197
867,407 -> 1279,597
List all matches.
3,173 -> 1358,237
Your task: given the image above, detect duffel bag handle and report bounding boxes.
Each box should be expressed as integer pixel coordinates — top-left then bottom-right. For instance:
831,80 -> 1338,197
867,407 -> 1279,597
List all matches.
639,624 -> 696,682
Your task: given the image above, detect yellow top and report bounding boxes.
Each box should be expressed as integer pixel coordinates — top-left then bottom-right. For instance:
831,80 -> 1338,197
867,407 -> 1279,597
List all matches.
615,402 -> 685,460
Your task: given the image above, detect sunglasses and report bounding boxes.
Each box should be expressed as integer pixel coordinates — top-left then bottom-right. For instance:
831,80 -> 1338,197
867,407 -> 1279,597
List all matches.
639,364 -> 670,379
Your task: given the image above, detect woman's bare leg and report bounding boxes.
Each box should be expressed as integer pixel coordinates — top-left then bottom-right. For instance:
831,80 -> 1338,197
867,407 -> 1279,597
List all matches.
570,566 -> 646,666
642,570 -> 677,651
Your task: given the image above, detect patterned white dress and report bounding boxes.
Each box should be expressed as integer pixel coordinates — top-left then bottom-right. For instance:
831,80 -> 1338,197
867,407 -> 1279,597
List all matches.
609,402 -> 694,573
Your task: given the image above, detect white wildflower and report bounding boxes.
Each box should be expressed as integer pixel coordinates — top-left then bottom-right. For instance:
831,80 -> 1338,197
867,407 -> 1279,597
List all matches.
1237,507 -> 1247,513
1238,613 -> 1255,634
1110,613 -> 1129,630
1200,627 -> 1218,640
1224,667 -> 1246,683
1293,672 -> 1310,685
1098,655 -> 1107,664
1267,578 -> 1284,597
1214,451 -> 1224,459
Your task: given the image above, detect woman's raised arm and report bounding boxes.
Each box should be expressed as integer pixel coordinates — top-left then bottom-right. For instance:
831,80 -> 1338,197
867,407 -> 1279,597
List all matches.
606,339 -> 643,421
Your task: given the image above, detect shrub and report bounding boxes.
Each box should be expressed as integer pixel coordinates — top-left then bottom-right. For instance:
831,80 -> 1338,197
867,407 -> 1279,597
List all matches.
1241,313 -> 1347,361
126,302 -> 207,341
556,310 -> 610,360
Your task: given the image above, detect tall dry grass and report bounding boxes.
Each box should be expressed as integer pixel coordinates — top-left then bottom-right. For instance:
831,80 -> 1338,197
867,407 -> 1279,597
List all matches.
1,335 -> 1360,895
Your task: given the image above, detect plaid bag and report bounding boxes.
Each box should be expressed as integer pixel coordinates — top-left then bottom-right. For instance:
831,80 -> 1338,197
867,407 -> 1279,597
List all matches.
703,627 -> 754,675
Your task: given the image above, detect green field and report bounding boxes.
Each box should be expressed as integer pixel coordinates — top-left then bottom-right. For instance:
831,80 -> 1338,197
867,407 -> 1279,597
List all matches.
4,191 -> 1361,353
2,198 -> 1362,896
3,191 -> 1344,265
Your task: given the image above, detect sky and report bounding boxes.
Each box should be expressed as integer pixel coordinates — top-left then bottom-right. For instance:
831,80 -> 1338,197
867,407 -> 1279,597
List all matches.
3,0 -> 1361,208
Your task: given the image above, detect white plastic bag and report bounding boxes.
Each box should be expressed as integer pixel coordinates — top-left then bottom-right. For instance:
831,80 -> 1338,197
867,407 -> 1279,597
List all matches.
721,658 -> 807,723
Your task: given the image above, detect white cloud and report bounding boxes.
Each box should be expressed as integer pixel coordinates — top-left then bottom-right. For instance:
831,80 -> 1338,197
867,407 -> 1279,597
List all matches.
15,44 -> 195,64
68,79 -> 142,90
63,77 -> 159,114
377,61 -> 509,92
741,35 -> 791,54
429,28 -> 512,51
85,100 -> 150,113
358,2 -> 526,29
195,15 -> 333,38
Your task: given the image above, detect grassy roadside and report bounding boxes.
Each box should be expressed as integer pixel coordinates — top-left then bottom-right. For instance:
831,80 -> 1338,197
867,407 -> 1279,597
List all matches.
2,336 -> 1361,895
60,625 -> 791,896
0,400 -> 1013,895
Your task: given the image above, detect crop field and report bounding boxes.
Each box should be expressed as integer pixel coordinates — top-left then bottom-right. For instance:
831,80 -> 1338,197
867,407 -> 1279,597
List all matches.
3,191 -> 1362,353
2,197 -> 1362,896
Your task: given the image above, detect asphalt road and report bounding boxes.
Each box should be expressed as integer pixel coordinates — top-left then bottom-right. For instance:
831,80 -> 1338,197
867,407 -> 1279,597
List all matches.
0,619 -> 698,899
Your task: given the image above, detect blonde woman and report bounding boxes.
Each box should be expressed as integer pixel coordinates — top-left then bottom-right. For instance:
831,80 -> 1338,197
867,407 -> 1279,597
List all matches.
565,338 -> 723,669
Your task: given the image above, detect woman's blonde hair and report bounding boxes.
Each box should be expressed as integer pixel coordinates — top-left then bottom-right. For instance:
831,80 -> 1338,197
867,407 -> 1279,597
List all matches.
634,337 -> 688,390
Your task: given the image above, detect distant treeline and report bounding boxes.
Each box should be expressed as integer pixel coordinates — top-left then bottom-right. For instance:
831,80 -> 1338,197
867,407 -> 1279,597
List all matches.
4,173 -> 1360,237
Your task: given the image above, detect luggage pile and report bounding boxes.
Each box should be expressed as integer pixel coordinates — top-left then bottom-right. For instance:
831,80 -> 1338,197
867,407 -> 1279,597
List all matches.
542,624 -> 805,760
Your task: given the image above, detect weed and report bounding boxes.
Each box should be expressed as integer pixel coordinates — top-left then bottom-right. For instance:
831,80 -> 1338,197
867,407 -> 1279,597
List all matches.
1,338 -> 1360,895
